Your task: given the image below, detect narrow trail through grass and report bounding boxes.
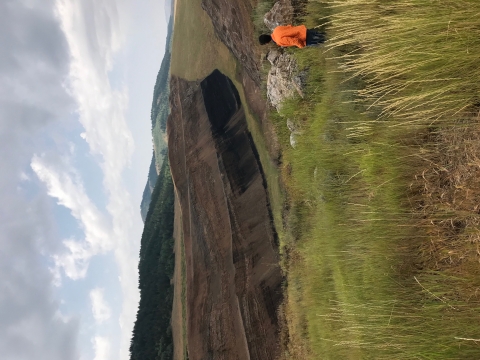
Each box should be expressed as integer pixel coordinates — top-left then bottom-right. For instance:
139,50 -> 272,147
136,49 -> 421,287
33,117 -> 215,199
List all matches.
266,1 -> 480,358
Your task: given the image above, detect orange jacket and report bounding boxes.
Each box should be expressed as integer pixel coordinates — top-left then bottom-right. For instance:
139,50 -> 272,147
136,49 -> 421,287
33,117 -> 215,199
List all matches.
271,25 -> 307,48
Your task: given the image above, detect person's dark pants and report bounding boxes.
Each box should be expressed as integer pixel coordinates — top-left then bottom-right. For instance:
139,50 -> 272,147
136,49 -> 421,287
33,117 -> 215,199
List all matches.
306,29 -> 326,46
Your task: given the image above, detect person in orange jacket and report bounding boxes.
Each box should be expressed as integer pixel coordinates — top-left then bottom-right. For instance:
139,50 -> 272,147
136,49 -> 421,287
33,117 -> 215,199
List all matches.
258,25 -> 325,48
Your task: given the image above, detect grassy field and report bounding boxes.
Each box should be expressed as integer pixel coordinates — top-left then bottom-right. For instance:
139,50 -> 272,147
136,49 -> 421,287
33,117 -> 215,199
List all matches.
170,0 -> 286,238
267,1 -> 480,359
169,0 -> 286,356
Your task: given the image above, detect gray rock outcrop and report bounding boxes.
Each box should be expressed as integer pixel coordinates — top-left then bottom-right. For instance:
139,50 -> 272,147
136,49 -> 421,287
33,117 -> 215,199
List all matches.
287,118 -> 302,148
264,0 -> 294,30
266,49 -> 306,111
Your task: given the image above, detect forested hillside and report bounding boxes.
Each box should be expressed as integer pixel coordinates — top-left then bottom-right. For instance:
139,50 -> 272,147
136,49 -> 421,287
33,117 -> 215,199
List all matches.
151,16 -> 174,131
130,157 -> 175,360
140,152 -> 160,222
140,14 -> 174,221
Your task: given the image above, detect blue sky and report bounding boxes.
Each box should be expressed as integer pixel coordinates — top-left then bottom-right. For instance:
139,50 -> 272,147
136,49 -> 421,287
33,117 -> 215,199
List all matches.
0,0 -> 170,359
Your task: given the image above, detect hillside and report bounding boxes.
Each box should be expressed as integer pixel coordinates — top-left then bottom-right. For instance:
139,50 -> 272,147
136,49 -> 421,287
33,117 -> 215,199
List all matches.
133,0 -> 286,358
140,153 -> 159,222
254,1 -> 480,359
130,158 -> 175,360
168,70 -> 283,360
131,12 -> 177,360
167,0 -> 288,357
133,0 -> 480,358
140,15 -> 174,221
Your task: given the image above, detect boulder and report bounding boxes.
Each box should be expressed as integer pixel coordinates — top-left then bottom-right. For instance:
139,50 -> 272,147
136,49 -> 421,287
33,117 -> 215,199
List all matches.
287,118 -> 302,148
266,49 -> 306,111
290,133 -> 297,149
287,119 -> 298,133
264,0 -> 294,31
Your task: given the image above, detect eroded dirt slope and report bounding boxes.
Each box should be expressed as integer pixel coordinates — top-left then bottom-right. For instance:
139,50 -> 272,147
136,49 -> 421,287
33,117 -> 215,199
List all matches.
168,70 -> 283,360
200,0 -> 281,162
202,0 -> 260,85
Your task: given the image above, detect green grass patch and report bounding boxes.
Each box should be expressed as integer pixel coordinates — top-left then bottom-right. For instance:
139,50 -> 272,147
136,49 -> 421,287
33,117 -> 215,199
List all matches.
252,0 -> 275,37
170,0 -> 233,81
275,2 -> 480,358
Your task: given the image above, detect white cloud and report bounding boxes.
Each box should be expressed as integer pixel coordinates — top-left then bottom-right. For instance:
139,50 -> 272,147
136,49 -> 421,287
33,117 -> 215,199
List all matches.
55,0 -> 133,168
90,288 -> 112,324
53,0 -> 141,358
31,154 -> 112,281
92,336 -> 111,360
0,0 -> 165,358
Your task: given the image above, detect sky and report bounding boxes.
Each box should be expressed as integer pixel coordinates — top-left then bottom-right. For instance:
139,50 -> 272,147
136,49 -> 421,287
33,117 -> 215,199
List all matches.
0,0 -> 170,359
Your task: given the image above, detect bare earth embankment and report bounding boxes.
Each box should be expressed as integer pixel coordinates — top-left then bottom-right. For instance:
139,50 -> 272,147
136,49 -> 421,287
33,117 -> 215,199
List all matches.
168,70 -> 283,360
168,0 -> 287,358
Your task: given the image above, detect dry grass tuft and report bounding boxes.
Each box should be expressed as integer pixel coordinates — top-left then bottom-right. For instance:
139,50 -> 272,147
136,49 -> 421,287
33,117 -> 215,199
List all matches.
410,123 -> 480,274
324,0 -> 480,127
264,0 -> 480,358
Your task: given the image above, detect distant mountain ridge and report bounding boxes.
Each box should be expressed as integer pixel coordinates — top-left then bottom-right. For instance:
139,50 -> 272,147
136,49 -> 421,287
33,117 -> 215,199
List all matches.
130,12 -> 177,360
140,15 -> 174,222
140,153 -> 159,222
164,0 -> 173,22
130,158 -> 175,359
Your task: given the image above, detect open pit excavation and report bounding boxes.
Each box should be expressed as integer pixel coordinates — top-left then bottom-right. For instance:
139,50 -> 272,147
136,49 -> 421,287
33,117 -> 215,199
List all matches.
167,70 -> 284,360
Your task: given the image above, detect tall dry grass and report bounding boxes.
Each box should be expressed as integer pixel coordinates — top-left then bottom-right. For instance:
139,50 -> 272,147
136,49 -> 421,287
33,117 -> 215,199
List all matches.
269,1 -> 480,359
324,0 -> 480,128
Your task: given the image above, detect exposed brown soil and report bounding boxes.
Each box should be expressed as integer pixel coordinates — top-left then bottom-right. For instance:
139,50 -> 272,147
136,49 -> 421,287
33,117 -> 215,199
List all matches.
201,0 -> 281,162
167,70 -> 284,360
202,0 -> 260,85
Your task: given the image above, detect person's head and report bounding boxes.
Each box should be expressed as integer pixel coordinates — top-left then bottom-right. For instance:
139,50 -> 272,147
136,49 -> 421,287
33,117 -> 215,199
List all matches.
258,34 -> 272,45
